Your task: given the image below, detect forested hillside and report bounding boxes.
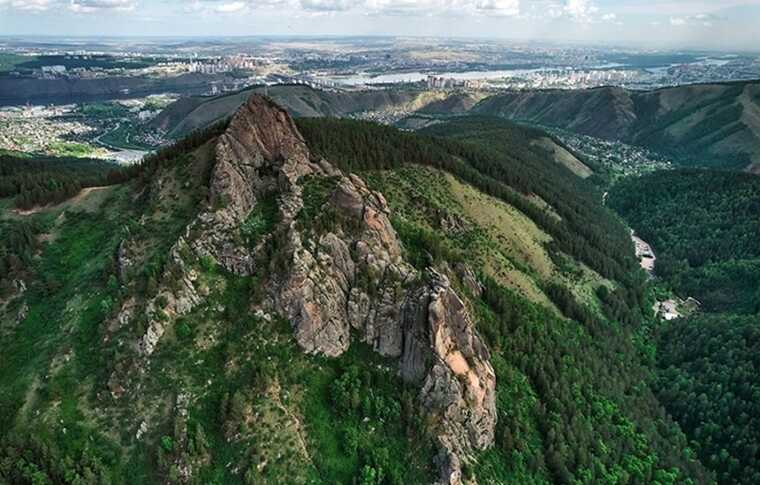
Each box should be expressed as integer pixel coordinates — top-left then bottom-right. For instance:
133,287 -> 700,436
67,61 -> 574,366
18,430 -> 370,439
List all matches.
609,169 -> 760,314
299,116 -> 710,483
0,155 -> 131,210
609,169 -> 760,485
472,81 -> 760,171
153,82 -> 760,173
0,97 -> 713,484
153,84 -> 453,138
298,116 -> 637,283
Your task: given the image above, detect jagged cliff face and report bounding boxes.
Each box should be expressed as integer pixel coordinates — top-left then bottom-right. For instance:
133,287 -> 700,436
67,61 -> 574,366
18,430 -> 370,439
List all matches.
129,95 -> 496,483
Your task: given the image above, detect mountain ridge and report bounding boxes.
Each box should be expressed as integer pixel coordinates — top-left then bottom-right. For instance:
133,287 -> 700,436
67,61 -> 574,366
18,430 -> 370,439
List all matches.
116,95 -> 498,484
0,94 -> 712,484
153,80 -> 760,172
473,80 -> 760,171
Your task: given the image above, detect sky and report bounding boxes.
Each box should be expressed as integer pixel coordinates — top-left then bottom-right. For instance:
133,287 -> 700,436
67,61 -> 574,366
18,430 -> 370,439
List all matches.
1,0 -> 759,51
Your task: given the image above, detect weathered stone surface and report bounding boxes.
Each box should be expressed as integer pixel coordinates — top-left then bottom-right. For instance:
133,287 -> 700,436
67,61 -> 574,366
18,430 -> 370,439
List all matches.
116,238 -> 135,283
411,271 -> 497,484
13,278 -> 26,294
455,262 -> 483,298
138,236 -> 202,356
191,95 -> 324,276
16,302 -> 28,324
135,96 -> 321,356
273,172 -> 415,357
129,94 -> 495,483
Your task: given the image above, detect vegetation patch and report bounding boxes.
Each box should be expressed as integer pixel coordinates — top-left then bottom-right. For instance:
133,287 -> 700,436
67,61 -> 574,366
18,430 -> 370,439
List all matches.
297,174 -> 340,234
240,192 -> 279,249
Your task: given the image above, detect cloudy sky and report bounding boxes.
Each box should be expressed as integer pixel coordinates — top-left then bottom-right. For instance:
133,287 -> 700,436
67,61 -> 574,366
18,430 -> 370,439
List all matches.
1,0 -> 759,51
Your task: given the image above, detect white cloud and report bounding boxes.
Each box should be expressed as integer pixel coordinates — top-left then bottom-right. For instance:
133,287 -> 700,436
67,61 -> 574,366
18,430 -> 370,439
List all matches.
669,13 -> 719,28
366,0 -> 433,16
522,0 -> 607,24
184,0 -> 204,12
3,0 -> 54,11
214,1 -> 247,13
693,13 -> 717,27
300,0 -> 359,11
564,0 -> 597,22
361,0 -> 523,17
174,0 -> 610,21
184,0 -> 290,15
474,0 -> 519,17
69,0 -> 136,13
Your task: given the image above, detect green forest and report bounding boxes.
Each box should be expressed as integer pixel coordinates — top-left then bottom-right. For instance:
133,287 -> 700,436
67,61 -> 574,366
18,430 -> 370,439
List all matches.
609,169 -> 760,313
2,104 -> 756,485
609,169 -> 760,484
298,117 -> 707,483
0,155 -> 131,210
297,116 -> 638,283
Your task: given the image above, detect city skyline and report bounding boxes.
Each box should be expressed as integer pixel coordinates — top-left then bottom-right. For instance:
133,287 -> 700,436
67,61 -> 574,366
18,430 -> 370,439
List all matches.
1,0 -> 760,52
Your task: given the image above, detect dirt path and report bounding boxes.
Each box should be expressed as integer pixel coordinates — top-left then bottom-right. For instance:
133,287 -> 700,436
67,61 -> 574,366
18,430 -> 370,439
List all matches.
8,186 -> 112,216
267,381 -> 313,466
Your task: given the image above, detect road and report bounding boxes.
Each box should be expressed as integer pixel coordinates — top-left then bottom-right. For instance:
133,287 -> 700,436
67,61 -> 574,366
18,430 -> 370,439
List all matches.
93,119 -> 149,164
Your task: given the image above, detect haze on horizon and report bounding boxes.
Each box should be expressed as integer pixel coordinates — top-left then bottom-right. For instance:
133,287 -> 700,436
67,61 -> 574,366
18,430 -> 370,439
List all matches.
1,0 -> 759,52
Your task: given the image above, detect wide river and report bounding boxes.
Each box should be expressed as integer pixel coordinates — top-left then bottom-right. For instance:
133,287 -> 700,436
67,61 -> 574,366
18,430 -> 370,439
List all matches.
329,64 -> 627,85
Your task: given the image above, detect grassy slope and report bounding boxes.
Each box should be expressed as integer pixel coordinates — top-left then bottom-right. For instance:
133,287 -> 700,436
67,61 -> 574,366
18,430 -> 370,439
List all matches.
363,165 -> 611,314
0,186 -> 135,475
0,53 -> 31,73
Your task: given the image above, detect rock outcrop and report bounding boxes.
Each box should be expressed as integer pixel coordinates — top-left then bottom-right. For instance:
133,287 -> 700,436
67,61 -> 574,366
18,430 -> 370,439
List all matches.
131,94 -> 496,483
420,271 -> 496,483
138,236 -> 204,356
274,171 -> 416,358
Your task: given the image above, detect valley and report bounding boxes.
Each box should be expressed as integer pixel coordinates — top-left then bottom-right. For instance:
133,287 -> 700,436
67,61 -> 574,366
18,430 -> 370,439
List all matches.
0,96 -> 172,163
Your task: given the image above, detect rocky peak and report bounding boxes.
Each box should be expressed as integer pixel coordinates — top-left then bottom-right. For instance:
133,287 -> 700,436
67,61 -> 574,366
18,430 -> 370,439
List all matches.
128,94 -> 496,484
210,95 -> 315,219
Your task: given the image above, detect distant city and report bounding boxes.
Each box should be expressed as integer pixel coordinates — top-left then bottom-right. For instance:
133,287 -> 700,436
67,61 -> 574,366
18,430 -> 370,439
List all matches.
2,37 -> 759,98
1,36 -> 759,164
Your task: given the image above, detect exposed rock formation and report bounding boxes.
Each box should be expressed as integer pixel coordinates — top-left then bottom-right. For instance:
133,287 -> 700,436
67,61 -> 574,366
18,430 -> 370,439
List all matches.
274,171 -> 416,358
131,94 -> 496,483
138,236 -> 204,356
115,238 -> 135,284
192,94 -> 322,275
420,271 -> 496,483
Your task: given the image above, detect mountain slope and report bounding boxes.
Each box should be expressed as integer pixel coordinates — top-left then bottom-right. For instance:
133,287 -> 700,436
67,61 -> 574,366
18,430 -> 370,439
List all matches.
296,116 -> 711,484
1,95 -> 710,484
152,85 -> 451,138
154,81 -> 760,171
609,169 -> 760,484
473,81 -> 760,171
